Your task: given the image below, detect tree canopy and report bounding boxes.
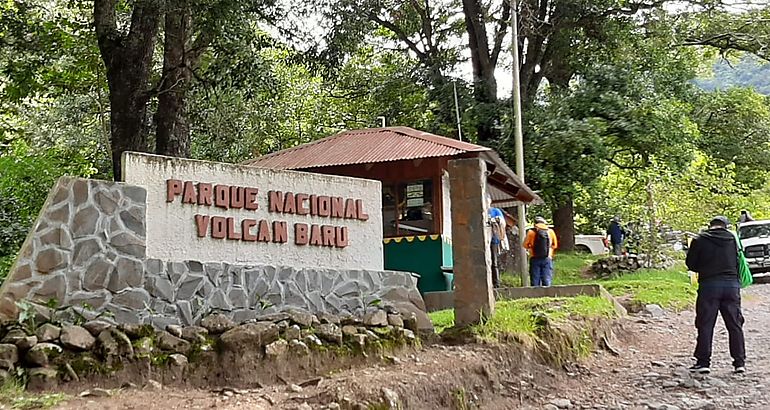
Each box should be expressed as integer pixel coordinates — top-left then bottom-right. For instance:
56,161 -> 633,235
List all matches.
1,0 -> 769,273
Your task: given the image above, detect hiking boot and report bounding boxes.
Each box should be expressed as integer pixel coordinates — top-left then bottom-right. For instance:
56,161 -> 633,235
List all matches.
734,366 -> 746,374
689,364 -> 710,374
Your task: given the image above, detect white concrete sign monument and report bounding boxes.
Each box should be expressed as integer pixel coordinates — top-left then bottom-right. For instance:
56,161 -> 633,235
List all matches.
122,152 -> 383,270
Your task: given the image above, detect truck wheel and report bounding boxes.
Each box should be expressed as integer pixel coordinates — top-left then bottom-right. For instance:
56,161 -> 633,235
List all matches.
575,245 -> 591,254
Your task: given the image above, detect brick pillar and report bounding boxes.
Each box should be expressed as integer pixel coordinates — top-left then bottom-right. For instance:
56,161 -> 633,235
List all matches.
449,158 -> 495,326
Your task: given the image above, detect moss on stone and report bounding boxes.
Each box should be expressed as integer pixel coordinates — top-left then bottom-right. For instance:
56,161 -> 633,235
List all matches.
65,353 -> 112,376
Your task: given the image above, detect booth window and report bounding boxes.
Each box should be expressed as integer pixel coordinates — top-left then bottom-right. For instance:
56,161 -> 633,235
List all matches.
382,180 -> 435,237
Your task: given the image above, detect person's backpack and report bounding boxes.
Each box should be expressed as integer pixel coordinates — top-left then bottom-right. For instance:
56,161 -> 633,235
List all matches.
532,228 -> 551,258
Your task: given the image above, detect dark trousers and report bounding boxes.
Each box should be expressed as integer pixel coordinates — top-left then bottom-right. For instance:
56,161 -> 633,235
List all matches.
490,242 -> 500,287
694,286 -> 746,367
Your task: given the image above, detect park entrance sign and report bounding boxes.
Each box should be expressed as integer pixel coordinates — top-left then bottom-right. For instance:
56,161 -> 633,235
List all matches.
0,153 -> 429,331
122,153 -> 383,271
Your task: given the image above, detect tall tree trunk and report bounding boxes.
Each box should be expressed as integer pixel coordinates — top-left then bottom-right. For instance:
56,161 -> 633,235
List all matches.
94,0 -> 162,180
155,1 -> 193,158
461,0 -> 499,143
553,196 -> 575,252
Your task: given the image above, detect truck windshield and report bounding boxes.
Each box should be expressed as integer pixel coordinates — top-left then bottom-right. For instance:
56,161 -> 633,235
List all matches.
739,224 -> 770,239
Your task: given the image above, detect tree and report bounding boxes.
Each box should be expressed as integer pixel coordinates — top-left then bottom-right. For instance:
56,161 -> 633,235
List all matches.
317,0 -> 464,138
93,0 -> 162,180
518,19 -> 704,249
681,5 -> 770,62
694,87 -> 770,188
154,0 -> 280,158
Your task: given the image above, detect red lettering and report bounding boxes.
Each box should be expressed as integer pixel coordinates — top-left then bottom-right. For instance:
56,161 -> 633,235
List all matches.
214,185 -> 230,209
257,220 -> 271,242
283,193 -> 296,214
331,197 -> 344,218
318,196 -> 331,217
230,186 -> 245,209
309,195 -> 317,216
335,227 -> 349,248
194,215 -> 210,237
245,188 -> 259,210
295,223 -> 308,245
322,225 -> 335,247
273,221 -> 288,243
310,225 -> 323,246
296,193 -> 309,215
198,183 -> 213,206
182,181 -> 197,204
344,198 -> 357,219
166,179 -> 183,202
227,217 -> 242,240
268,191 -> 284,213
211,216 -> 227,239
242,219 -> 257,241
356,199 -> 369,221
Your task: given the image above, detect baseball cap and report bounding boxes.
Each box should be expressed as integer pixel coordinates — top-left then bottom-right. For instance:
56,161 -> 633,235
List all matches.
709,215 -> 730,227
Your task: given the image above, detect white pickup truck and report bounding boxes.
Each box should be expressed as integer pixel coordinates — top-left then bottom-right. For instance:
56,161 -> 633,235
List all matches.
574,235 -> 610,255
738,220 -> 770,280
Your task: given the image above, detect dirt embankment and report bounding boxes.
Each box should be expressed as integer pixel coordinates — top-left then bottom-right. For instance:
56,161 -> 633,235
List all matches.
56,314 -> 620,409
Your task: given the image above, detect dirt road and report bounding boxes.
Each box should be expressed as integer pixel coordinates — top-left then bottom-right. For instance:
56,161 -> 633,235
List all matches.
57,284 -> 770,409
539,283 -> 770,410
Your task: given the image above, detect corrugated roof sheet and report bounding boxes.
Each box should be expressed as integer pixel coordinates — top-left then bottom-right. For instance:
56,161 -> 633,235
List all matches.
242,126 -> 490,169
243,126 -> 543,205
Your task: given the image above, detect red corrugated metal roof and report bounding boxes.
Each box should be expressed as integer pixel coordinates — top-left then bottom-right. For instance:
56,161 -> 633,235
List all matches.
242,126 -> 490,169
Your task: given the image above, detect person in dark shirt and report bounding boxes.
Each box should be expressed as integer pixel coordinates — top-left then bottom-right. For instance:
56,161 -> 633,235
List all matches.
685,216 -> 746,374
607,217 -> 625,255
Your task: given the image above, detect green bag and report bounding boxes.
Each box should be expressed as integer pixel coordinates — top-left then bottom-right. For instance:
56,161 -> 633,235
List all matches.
733,232 -> 753,288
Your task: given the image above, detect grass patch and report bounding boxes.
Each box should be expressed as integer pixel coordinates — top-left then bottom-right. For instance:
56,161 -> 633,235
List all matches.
499,252 -> 600,287
499,254 -> 696,311
428,309 -> 455,333
471,296 -> 616,342
428,295 -> 616,340
0,379 -> 69,409
602,265 -> 696,310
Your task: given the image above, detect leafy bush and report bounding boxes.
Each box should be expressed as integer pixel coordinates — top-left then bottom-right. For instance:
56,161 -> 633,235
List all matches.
0,141 -> 96,281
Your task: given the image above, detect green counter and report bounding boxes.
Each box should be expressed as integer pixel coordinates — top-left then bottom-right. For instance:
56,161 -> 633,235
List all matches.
383,235 -> 453,293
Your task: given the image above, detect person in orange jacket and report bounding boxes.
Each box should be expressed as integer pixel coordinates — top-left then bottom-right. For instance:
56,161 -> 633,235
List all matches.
523,216 -> 559,286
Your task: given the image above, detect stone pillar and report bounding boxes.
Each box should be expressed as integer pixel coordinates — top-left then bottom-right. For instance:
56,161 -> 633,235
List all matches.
448,158 -> 495,326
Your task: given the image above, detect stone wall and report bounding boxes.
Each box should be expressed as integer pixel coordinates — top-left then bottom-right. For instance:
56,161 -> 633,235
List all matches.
0,177 -> 431,332
0,177 -> 146,319
125,260 -> 425,330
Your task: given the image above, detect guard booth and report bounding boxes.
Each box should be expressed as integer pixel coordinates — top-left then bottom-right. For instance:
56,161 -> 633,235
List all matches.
244,127 -> 541,293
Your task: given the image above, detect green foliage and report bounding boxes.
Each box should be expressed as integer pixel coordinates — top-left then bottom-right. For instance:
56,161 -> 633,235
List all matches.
602,266 -> 697,311
0,378 -> 69,409
190,46 -> 437,163
427,309 -> 454,333
471,296 -> 616,343
0,140 -> 96,281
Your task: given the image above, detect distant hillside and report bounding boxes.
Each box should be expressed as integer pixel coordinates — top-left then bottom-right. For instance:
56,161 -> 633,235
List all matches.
695,55 -> 770,95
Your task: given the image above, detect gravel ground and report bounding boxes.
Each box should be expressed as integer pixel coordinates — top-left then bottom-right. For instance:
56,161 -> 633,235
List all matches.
533,283 -> 770,410
55,284 -> 770,410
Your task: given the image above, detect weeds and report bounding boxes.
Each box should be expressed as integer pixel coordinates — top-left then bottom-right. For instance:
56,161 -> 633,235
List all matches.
602,266 -> 696,310
452,387 -> 471,410
0,379 -> 69,409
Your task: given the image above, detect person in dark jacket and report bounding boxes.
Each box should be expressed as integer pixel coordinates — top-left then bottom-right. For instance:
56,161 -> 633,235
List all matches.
607,217 -> 625,255
685,216 -> 746,374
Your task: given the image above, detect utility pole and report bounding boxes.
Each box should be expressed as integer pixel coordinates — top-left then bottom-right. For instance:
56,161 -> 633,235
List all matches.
511,0 -> 529,286
453,82 -> 463,141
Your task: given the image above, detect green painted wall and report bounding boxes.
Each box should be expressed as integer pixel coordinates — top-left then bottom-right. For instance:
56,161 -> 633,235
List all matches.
384,235 -> 453,293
